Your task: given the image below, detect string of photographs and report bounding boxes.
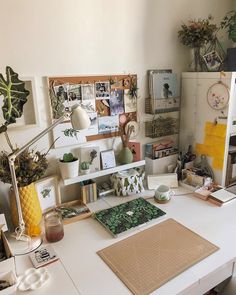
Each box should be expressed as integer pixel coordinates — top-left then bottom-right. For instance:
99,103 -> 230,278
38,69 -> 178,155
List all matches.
48,75 -> 137,148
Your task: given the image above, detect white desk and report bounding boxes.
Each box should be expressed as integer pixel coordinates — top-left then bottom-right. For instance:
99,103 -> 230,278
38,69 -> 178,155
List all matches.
14,187 -> 236,295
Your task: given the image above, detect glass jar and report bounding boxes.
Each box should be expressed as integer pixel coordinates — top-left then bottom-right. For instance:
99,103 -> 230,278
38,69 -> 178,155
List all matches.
44,210 -> 64,243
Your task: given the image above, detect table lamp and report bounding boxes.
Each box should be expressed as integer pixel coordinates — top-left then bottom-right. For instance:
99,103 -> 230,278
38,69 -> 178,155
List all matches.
7,105 -> 90,255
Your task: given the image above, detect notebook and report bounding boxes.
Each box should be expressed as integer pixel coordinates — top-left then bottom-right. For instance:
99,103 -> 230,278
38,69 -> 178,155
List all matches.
93,197 -> 166,237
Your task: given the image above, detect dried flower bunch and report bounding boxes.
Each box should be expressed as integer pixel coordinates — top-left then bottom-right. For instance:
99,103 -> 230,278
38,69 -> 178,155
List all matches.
178,16 -> 218,48
0,150 -> 48,187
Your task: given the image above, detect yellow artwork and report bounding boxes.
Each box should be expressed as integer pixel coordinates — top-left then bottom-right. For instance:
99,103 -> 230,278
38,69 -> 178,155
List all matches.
195,122 -> 226,170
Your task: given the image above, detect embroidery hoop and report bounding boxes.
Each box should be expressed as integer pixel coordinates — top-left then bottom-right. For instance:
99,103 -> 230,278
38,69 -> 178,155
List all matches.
207,81 -> 229,110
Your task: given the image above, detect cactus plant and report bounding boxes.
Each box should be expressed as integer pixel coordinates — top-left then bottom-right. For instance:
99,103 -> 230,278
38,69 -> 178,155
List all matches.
61,153 -> 77,163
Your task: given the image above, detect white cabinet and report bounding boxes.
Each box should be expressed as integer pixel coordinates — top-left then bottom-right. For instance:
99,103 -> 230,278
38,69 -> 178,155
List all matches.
179,72 -> 236,186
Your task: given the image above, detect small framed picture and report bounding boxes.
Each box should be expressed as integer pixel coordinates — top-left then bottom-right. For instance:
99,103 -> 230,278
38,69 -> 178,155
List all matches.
35,176 -> 61,213
101,149 -> 116,169
202,51 -> 222,71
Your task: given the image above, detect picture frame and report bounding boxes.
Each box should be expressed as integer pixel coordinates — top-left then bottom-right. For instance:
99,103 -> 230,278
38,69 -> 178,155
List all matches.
79,145 -> 100,172
35,176 -> 61,213
100,149 -> 116,169
0,77 -> 39,129
202,51 -> 222,71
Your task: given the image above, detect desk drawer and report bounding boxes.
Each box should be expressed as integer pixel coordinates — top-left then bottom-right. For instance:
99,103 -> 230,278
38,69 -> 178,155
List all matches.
199,261 -> 233,294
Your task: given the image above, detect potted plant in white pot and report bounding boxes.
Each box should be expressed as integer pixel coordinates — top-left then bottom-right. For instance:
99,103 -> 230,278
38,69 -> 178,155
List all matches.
59,153 -> 79,179
221,10 -> 236,70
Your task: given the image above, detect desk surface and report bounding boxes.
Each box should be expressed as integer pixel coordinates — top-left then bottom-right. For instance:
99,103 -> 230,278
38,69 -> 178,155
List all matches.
14,187 -> 236,295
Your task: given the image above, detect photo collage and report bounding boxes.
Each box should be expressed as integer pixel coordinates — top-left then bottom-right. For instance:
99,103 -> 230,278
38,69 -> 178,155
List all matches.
50,75 -> 137,146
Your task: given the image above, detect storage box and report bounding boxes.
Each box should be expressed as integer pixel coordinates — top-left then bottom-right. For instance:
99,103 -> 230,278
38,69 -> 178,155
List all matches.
110,168 -> 145,197
0,271 -> 17,294
0,228 -> 15,274
56,200 -> 92,225
79,180 -> 97,203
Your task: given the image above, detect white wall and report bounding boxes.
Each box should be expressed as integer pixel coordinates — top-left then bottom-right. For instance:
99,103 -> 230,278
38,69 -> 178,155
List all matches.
0,0 -> 233,203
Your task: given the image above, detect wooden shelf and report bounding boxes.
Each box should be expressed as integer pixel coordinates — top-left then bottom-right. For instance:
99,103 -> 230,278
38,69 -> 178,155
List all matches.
62,160 -> 146,186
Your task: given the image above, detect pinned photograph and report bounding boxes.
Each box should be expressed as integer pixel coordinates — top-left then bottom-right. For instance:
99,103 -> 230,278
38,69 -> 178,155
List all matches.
95,82 -> 110,99
203,51 -> 222,71
110,89 -> 124,115
81,84 -> 96,112
96,99 -> 110,116
67,84 -> 82,101
124,89 -> 137,113
54,83 -> 69,101
98,115 -> 119,134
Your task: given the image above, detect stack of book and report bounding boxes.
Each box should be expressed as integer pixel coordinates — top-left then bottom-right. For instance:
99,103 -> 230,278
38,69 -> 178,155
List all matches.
194,186 -> 236,206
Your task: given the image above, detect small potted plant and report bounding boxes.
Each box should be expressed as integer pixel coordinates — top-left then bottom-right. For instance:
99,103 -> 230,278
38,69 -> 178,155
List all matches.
59,153 -> 79,179
80,149 -> 97,174
221,10 -> 236,70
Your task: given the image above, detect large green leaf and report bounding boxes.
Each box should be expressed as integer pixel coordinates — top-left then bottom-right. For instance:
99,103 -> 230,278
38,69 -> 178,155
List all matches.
0,66 -> 30,126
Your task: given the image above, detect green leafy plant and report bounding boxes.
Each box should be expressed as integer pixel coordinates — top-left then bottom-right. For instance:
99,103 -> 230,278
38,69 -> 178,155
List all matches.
221,10 -> 236,42
61,153 -> 77,163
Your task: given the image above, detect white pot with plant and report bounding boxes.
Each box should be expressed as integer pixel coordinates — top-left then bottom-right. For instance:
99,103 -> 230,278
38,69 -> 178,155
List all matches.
80,149 -> 97,174
59,153 -> 79,179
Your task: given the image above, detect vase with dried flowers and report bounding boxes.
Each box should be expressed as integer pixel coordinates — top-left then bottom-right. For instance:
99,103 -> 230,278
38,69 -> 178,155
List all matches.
118,124 -> 134,164
0,66 -> 48,236
178,16 -> 218,71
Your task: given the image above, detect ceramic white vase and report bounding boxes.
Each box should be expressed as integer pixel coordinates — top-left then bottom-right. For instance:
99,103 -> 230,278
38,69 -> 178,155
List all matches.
59,159 -> 79,179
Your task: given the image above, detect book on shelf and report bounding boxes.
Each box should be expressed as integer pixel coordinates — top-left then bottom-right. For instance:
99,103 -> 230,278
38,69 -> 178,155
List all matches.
208,188 -> 236,206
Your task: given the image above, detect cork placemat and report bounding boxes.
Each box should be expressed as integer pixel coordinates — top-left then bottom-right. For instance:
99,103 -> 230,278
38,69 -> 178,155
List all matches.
97,218 -> 219,295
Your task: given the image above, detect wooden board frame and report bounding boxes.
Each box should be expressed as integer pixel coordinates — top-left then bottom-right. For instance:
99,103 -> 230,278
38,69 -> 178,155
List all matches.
47,74 -> 137,142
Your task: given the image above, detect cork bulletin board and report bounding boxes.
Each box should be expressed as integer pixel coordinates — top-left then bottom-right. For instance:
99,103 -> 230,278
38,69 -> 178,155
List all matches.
47,74 -> 137,147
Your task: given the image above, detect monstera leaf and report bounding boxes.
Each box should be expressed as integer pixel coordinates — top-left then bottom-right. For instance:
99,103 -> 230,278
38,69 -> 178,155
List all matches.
0,66 -> 30,127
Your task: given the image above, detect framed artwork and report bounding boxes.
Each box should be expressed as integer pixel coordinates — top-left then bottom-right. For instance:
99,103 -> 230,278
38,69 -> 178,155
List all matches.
202,51 -> 222,71
35,176 -> 61,213
101,149 -> 116,169
79,145 -> 100,172
1,77 -> 39,129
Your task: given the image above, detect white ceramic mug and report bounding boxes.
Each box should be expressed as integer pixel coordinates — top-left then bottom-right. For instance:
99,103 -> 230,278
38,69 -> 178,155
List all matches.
155,184 -> 174,202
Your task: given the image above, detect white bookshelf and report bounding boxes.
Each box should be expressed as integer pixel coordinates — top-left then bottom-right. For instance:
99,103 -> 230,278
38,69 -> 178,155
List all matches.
62,160 -> 146,186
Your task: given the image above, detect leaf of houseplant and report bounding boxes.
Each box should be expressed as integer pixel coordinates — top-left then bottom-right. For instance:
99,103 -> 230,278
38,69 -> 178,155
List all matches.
0,66 -> 30,126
